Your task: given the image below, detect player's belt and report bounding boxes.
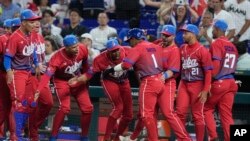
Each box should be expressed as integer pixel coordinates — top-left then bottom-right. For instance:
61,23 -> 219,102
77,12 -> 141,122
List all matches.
140,73 -> 162,80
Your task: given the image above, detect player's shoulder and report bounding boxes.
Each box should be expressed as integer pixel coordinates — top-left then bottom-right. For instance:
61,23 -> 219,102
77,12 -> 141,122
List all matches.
120,46 -> 131,52
179,44 -> 188,50
0,34 -> 7,40
198,43 -> 209,52
95,51 -> 106,60
93,52 -> 106,65
9,30 -> 22,40
51,48 -> 63,61
78,43 -> 88,52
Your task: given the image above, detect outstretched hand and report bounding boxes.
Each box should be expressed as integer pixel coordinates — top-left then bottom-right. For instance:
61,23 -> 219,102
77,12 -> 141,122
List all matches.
68,75 -> 88,87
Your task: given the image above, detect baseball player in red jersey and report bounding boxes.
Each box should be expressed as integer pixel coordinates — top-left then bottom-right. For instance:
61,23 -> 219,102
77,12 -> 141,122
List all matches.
204,20 -> 238,141
77,39 -> 133,141
103,28 -> 165,140
160,25 -> 192,141
122,25 -> 192,141
176,24 -> 212,141
35,35 -> 93,141
0,19 -> 13,140
4,9 -> 41,140
26,19 -> 54,141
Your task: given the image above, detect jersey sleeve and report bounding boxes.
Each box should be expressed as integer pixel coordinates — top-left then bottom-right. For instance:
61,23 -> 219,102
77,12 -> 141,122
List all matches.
167,48 -> 181,73
122,47 -> 140,69
45,54 -> 59,76
210,41 -> 223,61
247,4 -> 250,20
5,36 -> 17,57
80,45 -> 89,73
226,13 -> 236,30
92,56 -> 103,73
0,38 -> 3,54
201,48 -> 213,71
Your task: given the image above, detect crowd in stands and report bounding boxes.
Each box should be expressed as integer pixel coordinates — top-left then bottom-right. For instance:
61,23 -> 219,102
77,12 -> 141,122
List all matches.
0,0 -> 249,70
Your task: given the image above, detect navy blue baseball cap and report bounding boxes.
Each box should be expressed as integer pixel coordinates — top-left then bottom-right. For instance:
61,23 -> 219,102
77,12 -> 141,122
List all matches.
63,35 -> 79,47
125,28 -> 144,41
11,18 -> 21,27
161,25 -> 176,36
214,19 -> 228,32
180,24 -> 199,36
20,9 -> 41,21
3,19 -> 12,28
106,39 -> 120,51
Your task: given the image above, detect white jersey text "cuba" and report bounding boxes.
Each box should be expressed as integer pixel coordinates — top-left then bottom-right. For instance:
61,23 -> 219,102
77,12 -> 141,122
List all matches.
182,57 -> 198,69
64,61 -> 83,75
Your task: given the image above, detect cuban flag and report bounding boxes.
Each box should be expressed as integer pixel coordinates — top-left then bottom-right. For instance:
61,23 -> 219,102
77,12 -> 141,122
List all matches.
189,0 -> 207,16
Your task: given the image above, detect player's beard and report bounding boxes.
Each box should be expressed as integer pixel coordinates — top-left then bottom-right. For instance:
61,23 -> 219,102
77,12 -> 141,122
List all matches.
163,40 -> 170,47
109,51 -> 120,61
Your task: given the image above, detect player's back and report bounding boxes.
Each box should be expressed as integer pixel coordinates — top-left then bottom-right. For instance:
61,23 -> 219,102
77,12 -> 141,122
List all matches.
211,37 -> 238,79
132,41 -> 163,78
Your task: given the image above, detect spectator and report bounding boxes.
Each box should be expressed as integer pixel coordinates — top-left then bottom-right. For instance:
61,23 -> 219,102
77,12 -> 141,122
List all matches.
41,23 -> 63,47
69,0 -> 83,17
13,0 -> 31,9
42,9 -> 62,36
206,0 -> 214,14
50,0 -> 69,25
224,0 -> 250,43
33,0 -> 51,15
44,36 -> 59,63
199,10 -> 213,48
212,0 -> 236,40
115,0 -> 140,20
104,0 -> 116,19
0,0 -> 21,23
165,4 -> 200,47
118,17 -> 140,46
90,12 -> 117,51
80,33 -> 100,64
144,0 -> 174,38
61,8 -> 88,38
235,41 -> 250,70
82,0 -> 104,19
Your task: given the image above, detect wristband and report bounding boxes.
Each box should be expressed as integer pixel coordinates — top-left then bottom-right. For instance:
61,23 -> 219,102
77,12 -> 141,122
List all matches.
164,72 -> 169,80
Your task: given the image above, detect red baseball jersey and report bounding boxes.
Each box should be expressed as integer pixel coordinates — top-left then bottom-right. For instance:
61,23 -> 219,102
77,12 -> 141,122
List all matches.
162,44 -> 181,73
0,34 -> 10,71
5,29 -> 36,70
93,46 -> 130,82
122,41 -> 163,78
180,42 -> 212,81
32,32 -> 45,64
45,44 -> 88,80
210,37 -> 238,79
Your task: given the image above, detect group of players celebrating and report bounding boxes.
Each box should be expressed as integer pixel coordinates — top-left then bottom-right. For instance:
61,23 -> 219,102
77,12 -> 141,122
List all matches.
0,9 -> 238,141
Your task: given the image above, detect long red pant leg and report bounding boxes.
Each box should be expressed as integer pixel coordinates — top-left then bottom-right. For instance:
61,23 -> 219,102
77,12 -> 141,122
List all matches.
158,79 -> 191,141
27,75 -> 53,141
139,75 -> 165,141
72,85 -> 93,137
204,79 -> 238,141
176,80 -> 206,141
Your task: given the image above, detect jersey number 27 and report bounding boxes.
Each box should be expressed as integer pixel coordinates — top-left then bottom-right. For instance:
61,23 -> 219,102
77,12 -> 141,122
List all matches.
223,53 -> 236,69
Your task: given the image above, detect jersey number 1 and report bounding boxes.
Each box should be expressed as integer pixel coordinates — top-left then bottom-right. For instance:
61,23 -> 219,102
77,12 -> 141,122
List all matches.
151,54 -> 158,68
